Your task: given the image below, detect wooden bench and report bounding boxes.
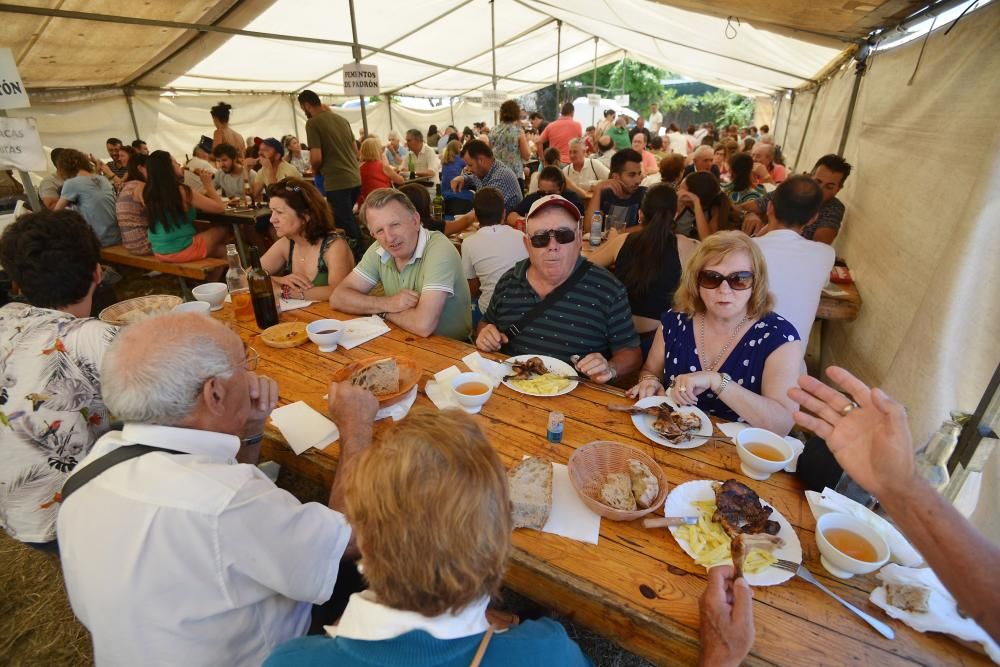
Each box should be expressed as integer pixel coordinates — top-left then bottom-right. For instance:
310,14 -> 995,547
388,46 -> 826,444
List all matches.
100,245 -> 227,295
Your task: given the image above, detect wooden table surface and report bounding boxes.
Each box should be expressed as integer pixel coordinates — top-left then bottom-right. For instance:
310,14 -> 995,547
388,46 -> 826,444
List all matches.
215,302 -> 982,667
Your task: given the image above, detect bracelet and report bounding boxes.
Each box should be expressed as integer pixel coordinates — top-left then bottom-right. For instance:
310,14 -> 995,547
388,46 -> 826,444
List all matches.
717,372 -> 732,395
241,433 -> 264,446
639,373 -> 663,386
607,365 -> 618,382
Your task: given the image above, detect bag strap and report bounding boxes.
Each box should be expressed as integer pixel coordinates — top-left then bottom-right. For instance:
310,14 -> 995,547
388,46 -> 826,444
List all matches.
503,260 -> 591,340
468,626 -> 496,667
61,444 -> 184,502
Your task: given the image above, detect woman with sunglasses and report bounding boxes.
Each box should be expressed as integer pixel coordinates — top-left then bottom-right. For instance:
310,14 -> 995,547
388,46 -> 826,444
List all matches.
627,231 -> 802,434
259,178 -> 354,302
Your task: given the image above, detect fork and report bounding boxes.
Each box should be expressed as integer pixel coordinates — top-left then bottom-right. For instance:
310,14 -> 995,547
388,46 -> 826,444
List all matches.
773,560 -> 894,640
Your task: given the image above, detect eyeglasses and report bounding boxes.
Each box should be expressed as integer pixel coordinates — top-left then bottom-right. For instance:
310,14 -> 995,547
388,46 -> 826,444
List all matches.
227,345 -> 260,372
697,270 -> 754,290
528,227 -> 577,248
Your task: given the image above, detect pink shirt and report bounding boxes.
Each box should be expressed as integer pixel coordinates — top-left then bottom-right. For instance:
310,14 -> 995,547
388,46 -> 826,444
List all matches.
770,163 -> 787,183
641,150 -> 658,174
539,116 -> 583,163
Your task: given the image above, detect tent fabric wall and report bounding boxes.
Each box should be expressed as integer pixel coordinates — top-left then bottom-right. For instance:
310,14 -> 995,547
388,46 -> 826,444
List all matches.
778,88 -> 815,171
792,63 -> 856,172
819,1 -> 1000,448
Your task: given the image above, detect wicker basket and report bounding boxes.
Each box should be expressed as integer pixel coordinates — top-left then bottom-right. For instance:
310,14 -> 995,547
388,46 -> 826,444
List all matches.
568,441 -> 669,521
99,295 -> 183,326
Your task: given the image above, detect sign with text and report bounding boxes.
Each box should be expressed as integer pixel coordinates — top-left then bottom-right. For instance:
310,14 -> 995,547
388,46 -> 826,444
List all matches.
343,63 -> 380,96
614,94 -> 630,106
587,93 -> 601,106
0,117 -> 46,171
480,89 -> 507,110
0,48 -> 29,110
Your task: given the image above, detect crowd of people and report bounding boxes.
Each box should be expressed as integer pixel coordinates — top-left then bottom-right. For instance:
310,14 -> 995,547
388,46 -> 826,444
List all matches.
1,94 -> 996,666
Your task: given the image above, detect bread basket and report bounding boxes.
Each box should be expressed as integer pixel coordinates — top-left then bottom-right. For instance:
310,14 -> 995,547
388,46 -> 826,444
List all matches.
568,440 -> 669,521
99,295 -> 183,326
330,355 -> 421,408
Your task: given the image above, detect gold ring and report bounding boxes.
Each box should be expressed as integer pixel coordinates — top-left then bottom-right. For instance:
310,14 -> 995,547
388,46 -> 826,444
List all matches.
841,402 -> 859,416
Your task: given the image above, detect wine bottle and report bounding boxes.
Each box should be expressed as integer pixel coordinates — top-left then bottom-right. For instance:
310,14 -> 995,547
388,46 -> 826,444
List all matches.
432,183 -> 444,220
247,245 -> 279,329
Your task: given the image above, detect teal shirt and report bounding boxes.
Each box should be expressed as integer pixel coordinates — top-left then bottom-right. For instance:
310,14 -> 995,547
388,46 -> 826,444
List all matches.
148,207 -> 198,255
353,229 -> 471,341
264,619 -> 592,667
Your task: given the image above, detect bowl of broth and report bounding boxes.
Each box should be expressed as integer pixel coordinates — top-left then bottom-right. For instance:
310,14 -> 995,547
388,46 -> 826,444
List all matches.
815,512 -> 890,578
735,428 -> 794,480
306,319 -> 344,352
449,372 -> 494,414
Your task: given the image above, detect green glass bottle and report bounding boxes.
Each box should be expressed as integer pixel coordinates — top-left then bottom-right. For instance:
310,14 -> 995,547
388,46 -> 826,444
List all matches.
247,245 -> 279,329
432,183 -> 445,220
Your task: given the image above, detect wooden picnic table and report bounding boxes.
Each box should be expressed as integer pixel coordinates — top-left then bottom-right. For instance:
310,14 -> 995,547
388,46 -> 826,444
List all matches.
198,205 -> 271,262
213,302 -> 983,666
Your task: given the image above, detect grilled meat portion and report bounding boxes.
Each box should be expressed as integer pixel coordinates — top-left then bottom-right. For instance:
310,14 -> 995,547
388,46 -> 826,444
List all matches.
713,479 -> 780,538
510,356 -> 549,379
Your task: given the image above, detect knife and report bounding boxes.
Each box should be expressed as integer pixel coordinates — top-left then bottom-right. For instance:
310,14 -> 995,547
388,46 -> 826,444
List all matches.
643,516 -> 698,528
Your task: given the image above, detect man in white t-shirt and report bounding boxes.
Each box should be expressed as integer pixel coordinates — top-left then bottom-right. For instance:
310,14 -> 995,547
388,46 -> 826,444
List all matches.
563,139 -> 610,198
752,176 -> 836,344
402,129 -> 441,193
648,103 -> 663,135
461,187 -> 528,316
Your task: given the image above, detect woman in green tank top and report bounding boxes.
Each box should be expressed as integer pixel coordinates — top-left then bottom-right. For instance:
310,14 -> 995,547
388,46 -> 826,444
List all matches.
259,178 -> 355,302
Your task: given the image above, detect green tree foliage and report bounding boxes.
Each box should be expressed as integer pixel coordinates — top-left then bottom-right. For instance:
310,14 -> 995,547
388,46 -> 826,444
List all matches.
694,90 -> 756,127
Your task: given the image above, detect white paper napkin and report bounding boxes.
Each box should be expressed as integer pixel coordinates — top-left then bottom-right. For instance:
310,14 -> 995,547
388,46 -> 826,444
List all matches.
870,564 -> 999,662
270,401 -> 339,455
462,352 -> 506,388
805,487 -> 923,567
540,462 -> 602,545
425,366 -> 463,410
717,422 -> 804,472
338,316 -> 391,350
279,297 -> 314,312
377,386 -> 418,421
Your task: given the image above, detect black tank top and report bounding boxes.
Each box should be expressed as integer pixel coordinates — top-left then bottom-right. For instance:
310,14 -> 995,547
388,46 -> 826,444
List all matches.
614,232 -> 682,320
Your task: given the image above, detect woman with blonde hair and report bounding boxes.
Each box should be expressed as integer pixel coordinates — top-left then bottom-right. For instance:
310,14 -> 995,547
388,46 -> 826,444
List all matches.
628,231 -> 801,434
264,408 -> 589,666
358,137 -> 403,206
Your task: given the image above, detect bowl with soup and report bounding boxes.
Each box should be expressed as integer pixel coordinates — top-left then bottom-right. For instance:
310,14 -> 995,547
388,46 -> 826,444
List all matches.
735,428 -> 794,480
815,512 -> 890,579
449,372 -> 494,413
306,319 -> 344,352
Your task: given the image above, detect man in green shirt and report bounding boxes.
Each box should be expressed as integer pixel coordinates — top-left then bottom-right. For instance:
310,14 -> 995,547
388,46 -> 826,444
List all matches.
330,188 -> 471,341
297,90 -> 363,255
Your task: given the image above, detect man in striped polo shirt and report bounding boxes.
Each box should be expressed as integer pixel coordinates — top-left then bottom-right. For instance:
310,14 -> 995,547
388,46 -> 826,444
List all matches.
476,195 -> 641,384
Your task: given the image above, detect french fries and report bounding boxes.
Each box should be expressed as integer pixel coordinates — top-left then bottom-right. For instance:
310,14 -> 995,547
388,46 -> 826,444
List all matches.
509,373 -> 571,395
674,500 -> 778,574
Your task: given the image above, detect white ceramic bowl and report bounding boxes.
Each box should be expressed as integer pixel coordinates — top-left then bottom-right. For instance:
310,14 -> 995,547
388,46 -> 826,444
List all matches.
815,512 -> 890,579
173,300 -> 211,315
306,319 -> 344,352
450,372 -> 493,414
735,427 -> 794,480
191,282 -> 228,311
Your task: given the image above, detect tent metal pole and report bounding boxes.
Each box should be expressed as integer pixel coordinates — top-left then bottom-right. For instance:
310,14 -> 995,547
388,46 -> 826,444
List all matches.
555,20 -> 562,107
289,95 -> 299,137
792,87 -> 819,172
0,109 -> 40,211
123,87 -> 141,141
837,60 -> 866,155
592,37 -> 598,126
490,0 -> 498,126
450,97 -> 456,128
387,95 -> 393,131
347,0 -> 368,136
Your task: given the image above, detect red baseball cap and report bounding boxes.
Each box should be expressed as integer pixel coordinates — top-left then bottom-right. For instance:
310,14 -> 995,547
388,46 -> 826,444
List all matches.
524,194 -> 581,224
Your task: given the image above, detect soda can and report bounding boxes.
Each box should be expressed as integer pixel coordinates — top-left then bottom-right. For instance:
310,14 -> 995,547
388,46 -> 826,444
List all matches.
546,410 -> 565,443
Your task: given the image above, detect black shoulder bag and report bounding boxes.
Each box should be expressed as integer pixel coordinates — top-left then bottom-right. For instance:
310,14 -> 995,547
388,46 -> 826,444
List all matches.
61,445 -> 183,502
502,260 -> 591,339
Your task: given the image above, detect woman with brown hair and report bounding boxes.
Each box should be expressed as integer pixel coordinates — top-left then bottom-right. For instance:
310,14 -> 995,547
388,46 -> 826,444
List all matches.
627,231 -> 801,433
674,171 -> 734,240
115,152 -> 152,255
264,408 -> 589,667
53,148 -> 121,247
259,177 -> 354,302
489,99 -> 531,190
210,101 -> 245,158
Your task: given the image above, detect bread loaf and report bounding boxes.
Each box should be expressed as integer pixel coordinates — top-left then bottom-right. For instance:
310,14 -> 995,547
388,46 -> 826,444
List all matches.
600,472 -> 637,511
508,457 -> 553,530
627,459 -> 659,509
350,358 -> 399,395
885,582 -> 930,613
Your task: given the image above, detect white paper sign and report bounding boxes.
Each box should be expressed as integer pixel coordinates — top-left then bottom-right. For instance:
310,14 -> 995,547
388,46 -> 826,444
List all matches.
0,117 -> 45,171
343,63 -> 380,96
614,94 -> 630,106
481,89 -> 507,110
0,49 -> 29,110
586,93 -> 601,105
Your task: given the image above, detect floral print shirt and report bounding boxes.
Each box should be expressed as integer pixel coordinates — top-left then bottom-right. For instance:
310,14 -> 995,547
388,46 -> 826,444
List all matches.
0,303 -> 117,542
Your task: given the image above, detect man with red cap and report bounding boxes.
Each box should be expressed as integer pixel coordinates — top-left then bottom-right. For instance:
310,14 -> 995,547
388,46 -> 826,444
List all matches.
476,194 -> 640,384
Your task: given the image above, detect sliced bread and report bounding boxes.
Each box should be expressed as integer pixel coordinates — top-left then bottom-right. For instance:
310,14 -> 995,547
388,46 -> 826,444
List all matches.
350,358 -> 400,395
627,459 -> 659,509
508,457 -> 553,530
885,582 -> 930,613
601,472 -> 637,511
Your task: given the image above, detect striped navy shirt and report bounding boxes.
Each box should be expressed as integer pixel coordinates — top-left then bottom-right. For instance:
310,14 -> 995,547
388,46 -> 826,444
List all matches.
482,257 -> 639,363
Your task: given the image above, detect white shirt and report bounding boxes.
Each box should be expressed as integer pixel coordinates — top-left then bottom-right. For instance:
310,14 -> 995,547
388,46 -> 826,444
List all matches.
666,131 -> 689,156
408,143 -> 441,184
328,591 -> 490,640
563,158 -> 609,193
648,111 -> 663,134
753,229 -> 836,344
461,225 -> 529,311
57,423 -> 350,667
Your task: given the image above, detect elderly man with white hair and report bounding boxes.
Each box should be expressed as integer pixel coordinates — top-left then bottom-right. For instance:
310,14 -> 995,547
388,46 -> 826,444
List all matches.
57,312 -> 378,667
751,141 -> 786,184
682,145 -> 722,180
563,138 -> 610,199
384,129 -> 407,169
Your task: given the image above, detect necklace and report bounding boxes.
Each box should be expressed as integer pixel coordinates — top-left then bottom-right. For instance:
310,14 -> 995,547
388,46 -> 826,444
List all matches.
699,314 -> 750,372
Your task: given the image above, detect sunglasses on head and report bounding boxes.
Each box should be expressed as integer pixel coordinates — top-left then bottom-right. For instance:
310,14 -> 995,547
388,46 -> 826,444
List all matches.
697,270 -> 754,290
528,227 -> 577,248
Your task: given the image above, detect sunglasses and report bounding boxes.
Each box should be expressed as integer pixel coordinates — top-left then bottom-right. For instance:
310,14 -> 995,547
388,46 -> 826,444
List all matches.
697,270 -> 754,290
529,227 -> 577,248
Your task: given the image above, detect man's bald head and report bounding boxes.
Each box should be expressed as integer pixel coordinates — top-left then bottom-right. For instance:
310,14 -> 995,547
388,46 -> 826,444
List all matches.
102,313 -> 243,426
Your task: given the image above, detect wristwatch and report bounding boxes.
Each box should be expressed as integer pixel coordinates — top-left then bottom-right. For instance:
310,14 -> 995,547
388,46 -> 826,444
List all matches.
241,433 -> 264,447
717,372 -> 733,395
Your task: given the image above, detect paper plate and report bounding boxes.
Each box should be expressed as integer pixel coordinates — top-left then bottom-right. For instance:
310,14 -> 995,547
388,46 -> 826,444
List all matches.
664,479 -> 802,586
630,396 -> 712,449
501,355 -> 578,397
